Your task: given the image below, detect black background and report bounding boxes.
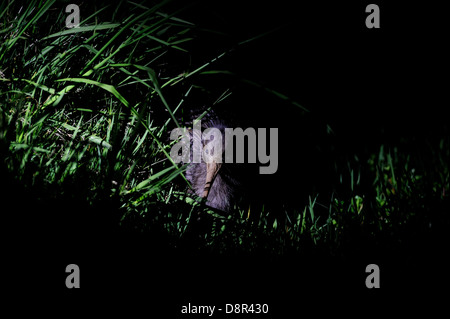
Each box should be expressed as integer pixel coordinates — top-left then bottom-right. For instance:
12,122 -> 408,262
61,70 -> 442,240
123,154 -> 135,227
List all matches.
3,0 -> 449,316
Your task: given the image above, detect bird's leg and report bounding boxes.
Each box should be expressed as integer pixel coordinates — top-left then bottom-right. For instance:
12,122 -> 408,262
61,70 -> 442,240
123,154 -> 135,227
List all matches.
202,161 -> 222,198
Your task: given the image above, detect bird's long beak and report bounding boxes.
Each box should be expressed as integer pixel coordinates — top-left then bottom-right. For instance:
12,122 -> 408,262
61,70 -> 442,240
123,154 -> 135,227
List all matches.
202,161 -> 222,198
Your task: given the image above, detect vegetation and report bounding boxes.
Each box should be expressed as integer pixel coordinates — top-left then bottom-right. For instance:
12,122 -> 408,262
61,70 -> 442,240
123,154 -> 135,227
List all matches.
1,0 -> 448,259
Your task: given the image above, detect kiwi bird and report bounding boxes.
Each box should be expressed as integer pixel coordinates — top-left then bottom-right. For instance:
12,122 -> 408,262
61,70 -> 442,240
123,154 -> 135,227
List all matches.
185,115 -> 240,212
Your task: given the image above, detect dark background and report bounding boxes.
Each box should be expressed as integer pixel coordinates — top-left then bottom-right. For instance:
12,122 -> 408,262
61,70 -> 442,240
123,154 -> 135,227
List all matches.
4,0 -> 448,316
173,0 -> 449,207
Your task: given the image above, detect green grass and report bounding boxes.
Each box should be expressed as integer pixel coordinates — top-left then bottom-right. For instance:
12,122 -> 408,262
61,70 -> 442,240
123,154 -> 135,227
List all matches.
1,0 -> 449,257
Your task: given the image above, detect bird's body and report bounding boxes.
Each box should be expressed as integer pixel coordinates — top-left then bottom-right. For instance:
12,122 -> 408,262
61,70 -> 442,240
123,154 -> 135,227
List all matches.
187,162 -> 238,211
184,112 -> 241,212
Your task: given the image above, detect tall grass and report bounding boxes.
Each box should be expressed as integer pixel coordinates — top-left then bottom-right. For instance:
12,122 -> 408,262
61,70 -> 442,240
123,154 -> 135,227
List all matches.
1,0 -> 449,256
0,0 -> 211,236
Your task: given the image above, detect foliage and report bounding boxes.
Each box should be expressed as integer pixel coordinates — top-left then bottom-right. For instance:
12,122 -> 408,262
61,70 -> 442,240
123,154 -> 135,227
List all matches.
1,0 -> 449,257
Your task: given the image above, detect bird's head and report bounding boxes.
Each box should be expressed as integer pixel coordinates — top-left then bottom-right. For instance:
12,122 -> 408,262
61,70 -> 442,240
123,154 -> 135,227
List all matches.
201,131 -> 224,198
